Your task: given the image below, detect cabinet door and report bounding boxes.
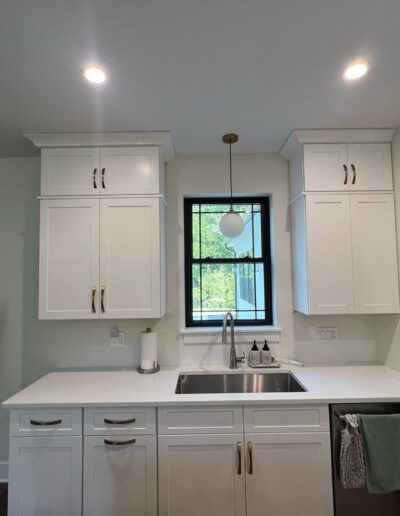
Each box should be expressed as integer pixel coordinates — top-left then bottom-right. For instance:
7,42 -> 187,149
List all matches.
306,195 -> 354,313
304,144 -> 348,191
245,433 -> 333,516
348,143 -> 393,191
99,147 -> 159,194
158,434 -> 246,516
8,436 -> 82,516
41,147 -> 100,195
83,435 -> 157,516
99,198 -> 162,318
351,194 -> 400,313
39,199 -> 100,319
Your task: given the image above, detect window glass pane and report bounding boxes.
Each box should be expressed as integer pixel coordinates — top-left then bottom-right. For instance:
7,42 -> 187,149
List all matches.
192,213 -> 200,259
253,211 -> 262,258
192,264 -> 201,310
201,264 -> 236,313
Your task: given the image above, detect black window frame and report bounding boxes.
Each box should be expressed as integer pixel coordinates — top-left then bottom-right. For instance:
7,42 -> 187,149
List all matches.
184,196 -> 273,327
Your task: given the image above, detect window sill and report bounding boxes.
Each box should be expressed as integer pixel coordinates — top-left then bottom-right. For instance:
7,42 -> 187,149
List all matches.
181,326 -> 281,345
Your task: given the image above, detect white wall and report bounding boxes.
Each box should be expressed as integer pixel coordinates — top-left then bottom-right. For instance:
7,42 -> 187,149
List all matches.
375,129 -> 400,368
155,154 -> 377,366
0,153 -> 378,464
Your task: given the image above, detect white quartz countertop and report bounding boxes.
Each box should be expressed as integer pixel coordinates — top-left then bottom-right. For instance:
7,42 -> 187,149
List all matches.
3,364 -> 400,408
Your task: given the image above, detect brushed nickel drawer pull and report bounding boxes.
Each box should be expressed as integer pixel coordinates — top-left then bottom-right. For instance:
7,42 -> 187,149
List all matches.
101,286 -> 105,313
92,286 -> 97,313
101,168 -> 106,189
93,168 -> 98,189
104,417 -> 136,425
236,441 -> 242,475
30,419 -> 62,426
351,163 -> 356,184
343,164 -> 348,185
248,441 -> 254,475
104,438 -> 136,446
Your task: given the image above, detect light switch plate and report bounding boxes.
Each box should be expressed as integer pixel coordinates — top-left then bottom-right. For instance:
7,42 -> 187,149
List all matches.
110,332 -> 125,347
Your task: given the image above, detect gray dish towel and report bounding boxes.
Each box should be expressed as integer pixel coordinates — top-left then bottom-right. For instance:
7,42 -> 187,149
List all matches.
340,414 -> 366,489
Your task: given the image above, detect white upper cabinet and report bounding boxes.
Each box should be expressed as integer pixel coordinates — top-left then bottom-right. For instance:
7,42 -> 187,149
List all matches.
39,199 -> 100,319
99,198 -> 164,319
347,143 -> 393,191
350,194 -> 400,313
41,146 -> 161,196
303,144 -> 348,192
303,143 -> 392,193
99,147 -> 160,194
41,147 -> 100,196
305,195 -> 354,314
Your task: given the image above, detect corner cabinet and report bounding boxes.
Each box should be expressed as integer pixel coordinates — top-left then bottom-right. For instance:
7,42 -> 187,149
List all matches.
283,130 -> 400,315
28,133 -> 173,320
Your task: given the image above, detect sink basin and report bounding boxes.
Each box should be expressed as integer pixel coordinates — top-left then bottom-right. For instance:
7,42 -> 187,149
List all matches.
175,372 -> 307,394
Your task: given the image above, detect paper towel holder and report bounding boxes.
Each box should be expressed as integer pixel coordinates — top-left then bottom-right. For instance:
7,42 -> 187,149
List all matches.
137,328 -> 160,374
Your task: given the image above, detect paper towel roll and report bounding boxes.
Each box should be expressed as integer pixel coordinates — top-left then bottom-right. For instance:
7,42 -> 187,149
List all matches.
140,330 -> 158,371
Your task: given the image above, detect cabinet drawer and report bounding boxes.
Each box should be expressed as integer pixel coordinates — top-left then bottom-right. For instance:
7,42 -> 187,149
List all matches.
10,408 -> 82,436
84,407 -> 156,435
158,406 -> 243,434
244,405 -> 329,433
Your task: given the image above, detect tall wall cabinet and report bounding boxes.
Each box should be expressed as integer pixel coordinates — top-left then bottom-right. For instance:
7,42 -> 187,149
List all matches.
281,129 -> 400,315
26,133 -> 174,320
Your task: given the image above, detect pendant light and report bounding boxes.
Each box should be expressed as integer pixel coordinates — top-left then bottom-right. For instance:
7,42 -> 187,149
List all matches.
219,133 -> 244,238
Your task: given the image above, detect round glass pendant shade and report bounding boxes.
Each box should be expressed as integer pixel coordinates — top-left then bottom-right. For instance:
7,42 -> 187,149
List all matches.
219,209 -> 244,238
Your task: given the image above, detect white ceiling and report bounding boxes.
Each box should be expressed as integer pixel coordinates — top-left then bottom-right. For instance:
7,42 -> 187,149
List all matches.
1,0 -> 400,156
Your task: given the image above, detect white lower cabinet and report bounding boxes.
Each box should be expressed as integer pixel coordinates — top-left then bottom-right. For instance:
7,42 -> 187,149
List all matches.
83,435 -> 157,516
245,433 -> 333,516
8,436 -> 82,516
158,434 -> 246,516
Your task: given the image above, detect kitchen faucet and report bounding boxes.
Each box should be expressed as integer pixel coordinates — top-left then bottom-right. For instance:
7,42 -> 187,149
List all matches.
222,312 -> 245,369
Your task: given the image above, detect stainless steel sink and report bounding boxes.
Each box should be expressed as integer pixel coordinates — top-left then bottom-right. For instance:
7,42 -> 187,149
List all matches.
175,372 -> 307,394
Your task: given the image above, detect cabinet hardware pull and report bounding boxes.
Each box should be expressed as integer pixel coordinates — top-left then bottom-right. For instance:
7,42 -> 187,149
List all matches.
101,286 -> 105,313
351,164 -> 356,184
104,438 -> 136,446
236,441 -> 242,475
248,441 -> 254,475
93,168 -> 98,189
343,164 -> 348,185
92,287 -> 97,313
104,417 -> 136,425
101,168 -> 106,189
30,419 -> 62,426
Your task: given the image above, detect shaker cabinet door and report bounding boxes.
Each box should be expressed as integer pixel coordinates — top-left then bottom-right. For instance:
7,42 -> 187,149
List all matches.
245,433 -> 333,516
83,435 -> 157,516
348,143 -> 393,191
8,436 -> 82,516
99,147 -> 159,194
306,194 -> 354,313
158,434 -> 246,516
351,194 -> 400,313
303,144 -> 349,192
41,147 -> 100,196
39,199 -> 100,319
99,197 -> 162,318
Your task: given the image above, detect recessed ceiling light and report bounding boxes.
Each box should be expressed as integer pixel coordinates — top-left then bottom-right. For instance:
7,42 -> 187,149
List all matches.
343,61 -> 369,81
82,65 -> 107,84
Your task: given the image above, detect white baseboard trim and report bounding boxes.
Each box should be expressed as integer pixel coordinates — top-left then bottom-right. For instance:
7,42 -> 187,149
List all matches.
0,461 -> 8,482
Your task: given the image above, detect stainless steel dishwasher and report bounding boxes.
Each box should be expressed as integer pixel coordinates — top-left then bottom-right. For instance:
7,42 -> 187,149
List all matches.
330,403 -> 400,515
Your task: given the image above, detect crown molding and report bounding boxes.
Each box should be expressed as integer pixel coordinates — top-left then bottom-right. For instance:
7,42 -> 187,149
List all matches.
279,128 -> 396,160
24,132 -> 175,162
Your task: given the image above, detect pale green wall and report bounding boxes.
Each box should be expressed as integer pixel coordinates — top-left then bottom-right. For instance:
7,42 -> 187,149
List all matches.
0,158 -> 153,462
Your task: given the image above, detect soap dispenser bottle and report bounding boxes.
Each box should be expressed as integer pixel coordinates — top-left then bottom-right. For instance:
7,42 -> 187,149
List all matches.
249,341 -> 261,366
261,340 -> 272,365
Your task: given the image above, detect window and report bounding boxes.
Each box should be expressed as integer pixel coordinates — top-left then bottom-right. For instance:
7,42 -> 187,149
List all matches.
184,197 -> 273,327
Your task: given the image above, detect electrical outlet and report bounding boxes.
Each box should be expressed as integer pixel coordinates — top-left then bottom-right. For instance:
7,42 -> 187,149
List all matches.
319,327 -> 337,341
110,329 -> 125,347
